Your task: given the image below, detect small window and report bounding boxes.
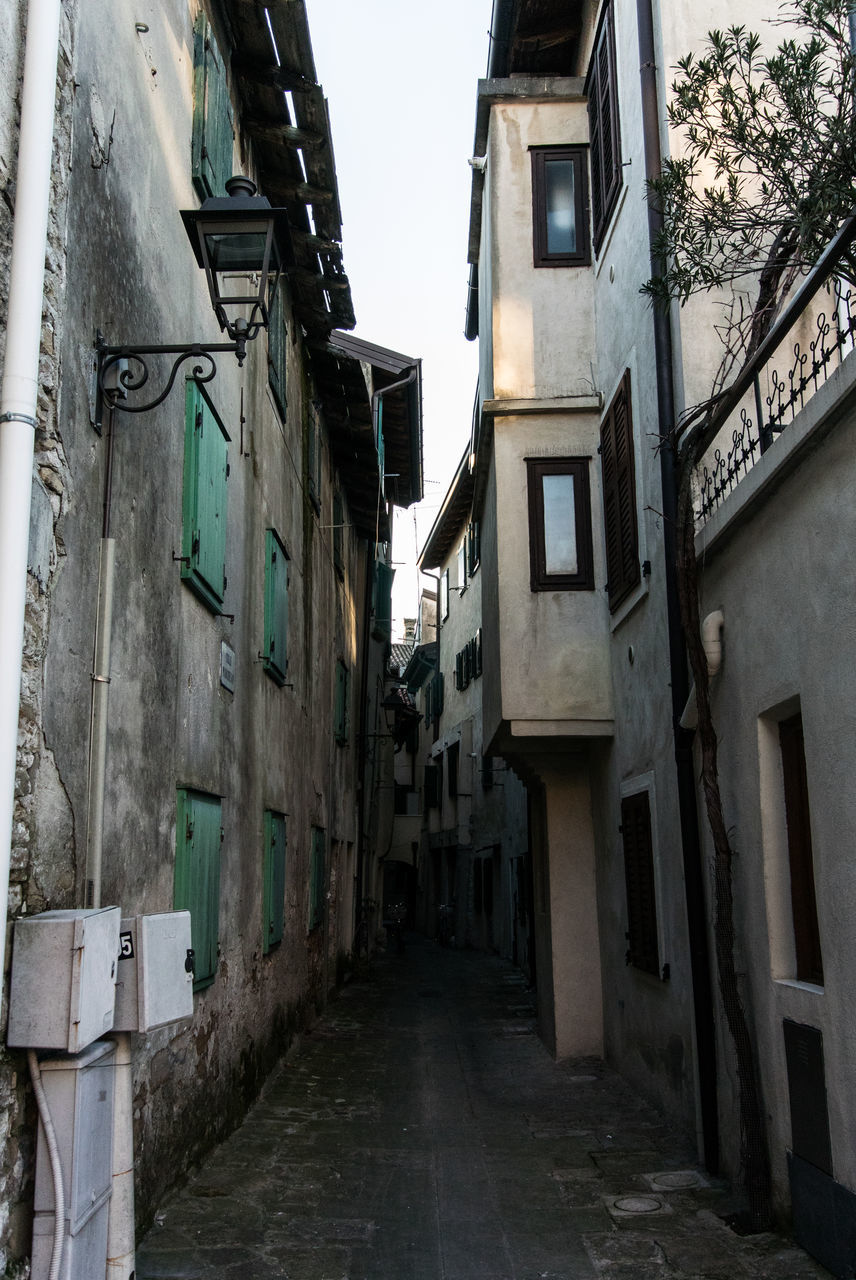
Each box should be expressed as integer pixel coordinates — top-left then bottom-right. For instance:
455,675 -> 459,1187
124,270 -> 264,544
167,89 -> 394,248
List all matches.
334,660 -> 350,744
467,520 -> 481,576
191,14 -> 234,201
267,282 -> 287,419
456,539 -> 467,592
308,826 -> 326,931
473,628 -> 483,678
440,570 -> 450,622
531,147 -> 590,267
526,457 -> 594,591
263,811 -> 286,954
586,0 -> 622,251
263,529 -> 289,686
779,713 -> 823,985
621,790 -> 659,977
600,371 -> 639,611
181,380 -> 230,613
174,789 -> 222,990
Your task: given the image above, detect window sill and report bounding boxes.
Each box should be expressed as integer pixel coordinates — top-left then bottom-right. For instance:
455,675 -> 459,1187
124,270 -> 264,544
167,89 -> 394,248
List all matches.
609,575 -> 649,632
593,183 -> 629,277
774,978 -> 824,995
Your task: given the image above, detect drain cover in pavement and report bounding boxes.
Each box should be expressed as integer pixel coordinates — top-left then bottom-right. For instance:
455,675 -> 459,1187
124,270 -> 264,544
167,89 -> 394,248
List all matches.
642,1169 -> 708,1191
606,1194 -> 671,1218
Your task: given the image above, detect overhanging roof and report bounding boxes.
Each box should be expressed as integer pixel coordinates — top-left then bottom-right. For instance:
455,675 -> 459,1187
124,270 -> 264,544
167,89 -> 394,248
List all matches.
487,0 -> 585,78
418,446 -> 474,572
308,332 -> 423,539
225,0 -> 355,336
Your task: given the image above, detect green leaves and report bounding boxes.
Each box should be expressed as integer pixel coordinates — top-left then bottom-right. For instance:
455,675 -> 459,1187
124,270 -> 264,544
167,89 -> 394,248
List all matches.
644,0 -> 856,333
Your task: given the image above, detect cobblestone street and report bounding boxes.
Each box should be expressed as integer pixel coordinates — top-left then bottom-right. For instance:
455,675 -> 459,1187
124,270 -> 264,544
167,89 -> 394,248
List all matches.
136,939 -> 830,1279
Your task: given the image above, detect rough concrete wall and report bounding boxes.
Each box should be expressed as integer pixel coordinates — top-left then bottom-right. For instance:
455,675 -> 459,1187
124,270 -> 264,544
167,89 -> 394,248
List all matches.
695,375 -> 856,1209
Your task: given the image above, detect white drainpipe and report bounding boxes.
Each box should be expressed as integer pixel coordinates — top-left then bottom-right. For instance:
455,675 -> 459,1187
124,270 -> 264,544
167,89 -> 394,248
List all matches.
0,0 -> 63,997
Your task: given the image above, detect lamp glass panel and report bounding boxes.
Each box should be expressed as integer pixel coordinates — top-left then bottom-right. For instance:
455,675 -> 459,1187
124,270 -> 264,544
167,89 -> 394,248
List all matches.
204,229 -> 270,274
544,159 -> 576,254
542,473 -> 577,574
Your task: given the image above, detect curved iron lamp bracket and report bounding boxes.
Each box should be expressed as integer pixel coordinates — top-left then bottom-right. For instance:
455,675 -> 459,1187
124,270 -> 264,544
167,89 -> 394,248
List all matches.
94,330 -> 245,434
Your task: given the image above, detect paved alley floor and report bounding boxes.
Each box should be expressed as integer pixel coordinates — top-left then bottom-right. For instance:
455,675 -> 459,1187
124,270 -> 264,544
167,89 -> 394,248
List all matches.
136,938 -> 830,1280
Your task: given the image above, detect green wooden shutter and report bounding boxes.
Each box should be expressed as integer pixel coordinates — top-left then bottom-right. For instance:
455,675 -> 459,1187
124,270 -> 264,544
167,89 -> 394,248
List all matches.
308,826 -> 326,931
373,561 -> 394,642
175,789 -> 222,990
267,283 -> 287,419
334,660 -> 349,743
333,492 -> 344,575
263,810 -> 286,954
263,529 -> 289,685
182,381 -> 230,613
192,14 -> 234,200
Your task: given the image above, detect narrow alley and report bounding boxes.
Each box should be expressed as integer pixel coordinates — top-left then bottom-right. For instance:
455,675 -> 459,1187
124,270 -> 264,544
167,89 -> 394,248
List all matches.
136,940 -> 829,1280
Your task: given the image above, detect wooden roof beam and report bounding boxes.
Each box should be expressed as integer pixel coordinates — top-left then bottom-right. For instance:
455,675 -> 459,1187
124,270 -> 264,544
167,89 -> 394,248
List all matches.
244,118 -> 326,150
230,53 -> 313,93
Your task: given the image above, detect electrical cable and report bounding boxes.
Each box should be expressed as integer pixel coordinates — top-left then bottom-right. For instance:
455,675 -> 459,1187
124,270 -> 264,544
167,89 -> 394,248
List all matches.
27,1049 -> 65,1280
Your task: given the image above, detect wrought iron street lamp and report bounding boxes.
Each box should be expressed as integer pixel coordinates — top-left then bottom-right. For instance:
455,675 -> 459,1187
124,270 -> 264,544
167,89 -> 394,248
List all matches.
95,176 -> 292,430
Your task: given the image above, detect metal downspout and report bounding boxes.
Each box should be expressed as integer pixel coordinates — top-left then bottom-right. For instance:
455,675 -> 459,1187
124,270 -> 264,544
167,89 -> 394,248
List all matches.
0,0 -> 63,1001
636,0 -> 720,1172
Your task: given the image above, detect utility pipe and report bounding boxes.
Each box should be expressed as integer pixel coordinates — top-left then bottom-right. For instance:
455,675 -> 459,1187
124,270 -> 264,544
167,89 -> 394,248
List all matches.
84,537 -> 116,910
0,0 -> 63,995
637,0 -> 720,1172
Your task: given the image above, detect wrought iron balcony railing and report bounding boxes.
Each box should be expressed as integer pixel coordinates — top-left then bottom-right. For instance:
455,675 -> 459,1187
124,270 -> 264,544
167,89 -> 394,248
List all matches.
674,216 -> 856,526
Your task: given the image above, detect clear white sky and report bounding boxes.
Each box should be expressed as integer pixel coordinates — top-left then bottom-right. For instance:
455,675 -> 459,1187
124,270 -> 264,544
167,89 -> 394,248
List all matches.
305,0 -> 491,636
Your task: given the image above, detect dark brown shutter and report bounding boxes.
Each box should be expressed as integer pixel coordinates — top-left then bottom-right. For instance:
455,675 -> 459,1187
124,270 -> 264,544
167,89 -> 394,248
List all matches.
779,713 -> 823,985
601,371 -> 639,610
587,2 -> 621,250
621,790 -> 659,976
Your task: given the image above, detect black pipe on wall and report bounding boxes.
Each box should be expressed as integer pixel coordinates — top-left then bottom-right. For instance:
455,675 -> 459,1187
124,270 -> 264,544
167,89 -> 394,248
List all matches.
636,0 -> 720,1173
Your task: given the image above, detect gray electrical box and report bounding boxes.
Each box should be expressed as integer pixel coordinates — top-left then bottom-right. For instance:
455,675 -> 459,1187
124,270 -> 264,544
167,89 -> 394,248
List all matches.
31,1039 -> 115,1280
7,909 -> 121,1052
113,911 -> 195,1032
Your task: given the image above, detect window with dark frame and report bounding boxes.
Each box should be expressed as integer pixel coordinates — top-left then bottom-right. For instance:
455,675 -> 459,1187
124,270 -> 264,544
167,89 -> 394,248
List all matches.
779,712 -> 824,985
600,371 -> 639,611
526,457 -> 594,591
531,146 -> 590,267
586,0 -> 622,252
621,789 -> 659,977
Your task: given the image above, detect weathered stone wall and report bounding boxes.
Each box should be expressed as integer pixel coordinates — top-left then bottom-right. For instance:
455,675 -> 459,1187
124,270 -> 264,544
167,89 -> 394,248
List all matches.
0,0 -> 370,1269
0,1 -> 78,1269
